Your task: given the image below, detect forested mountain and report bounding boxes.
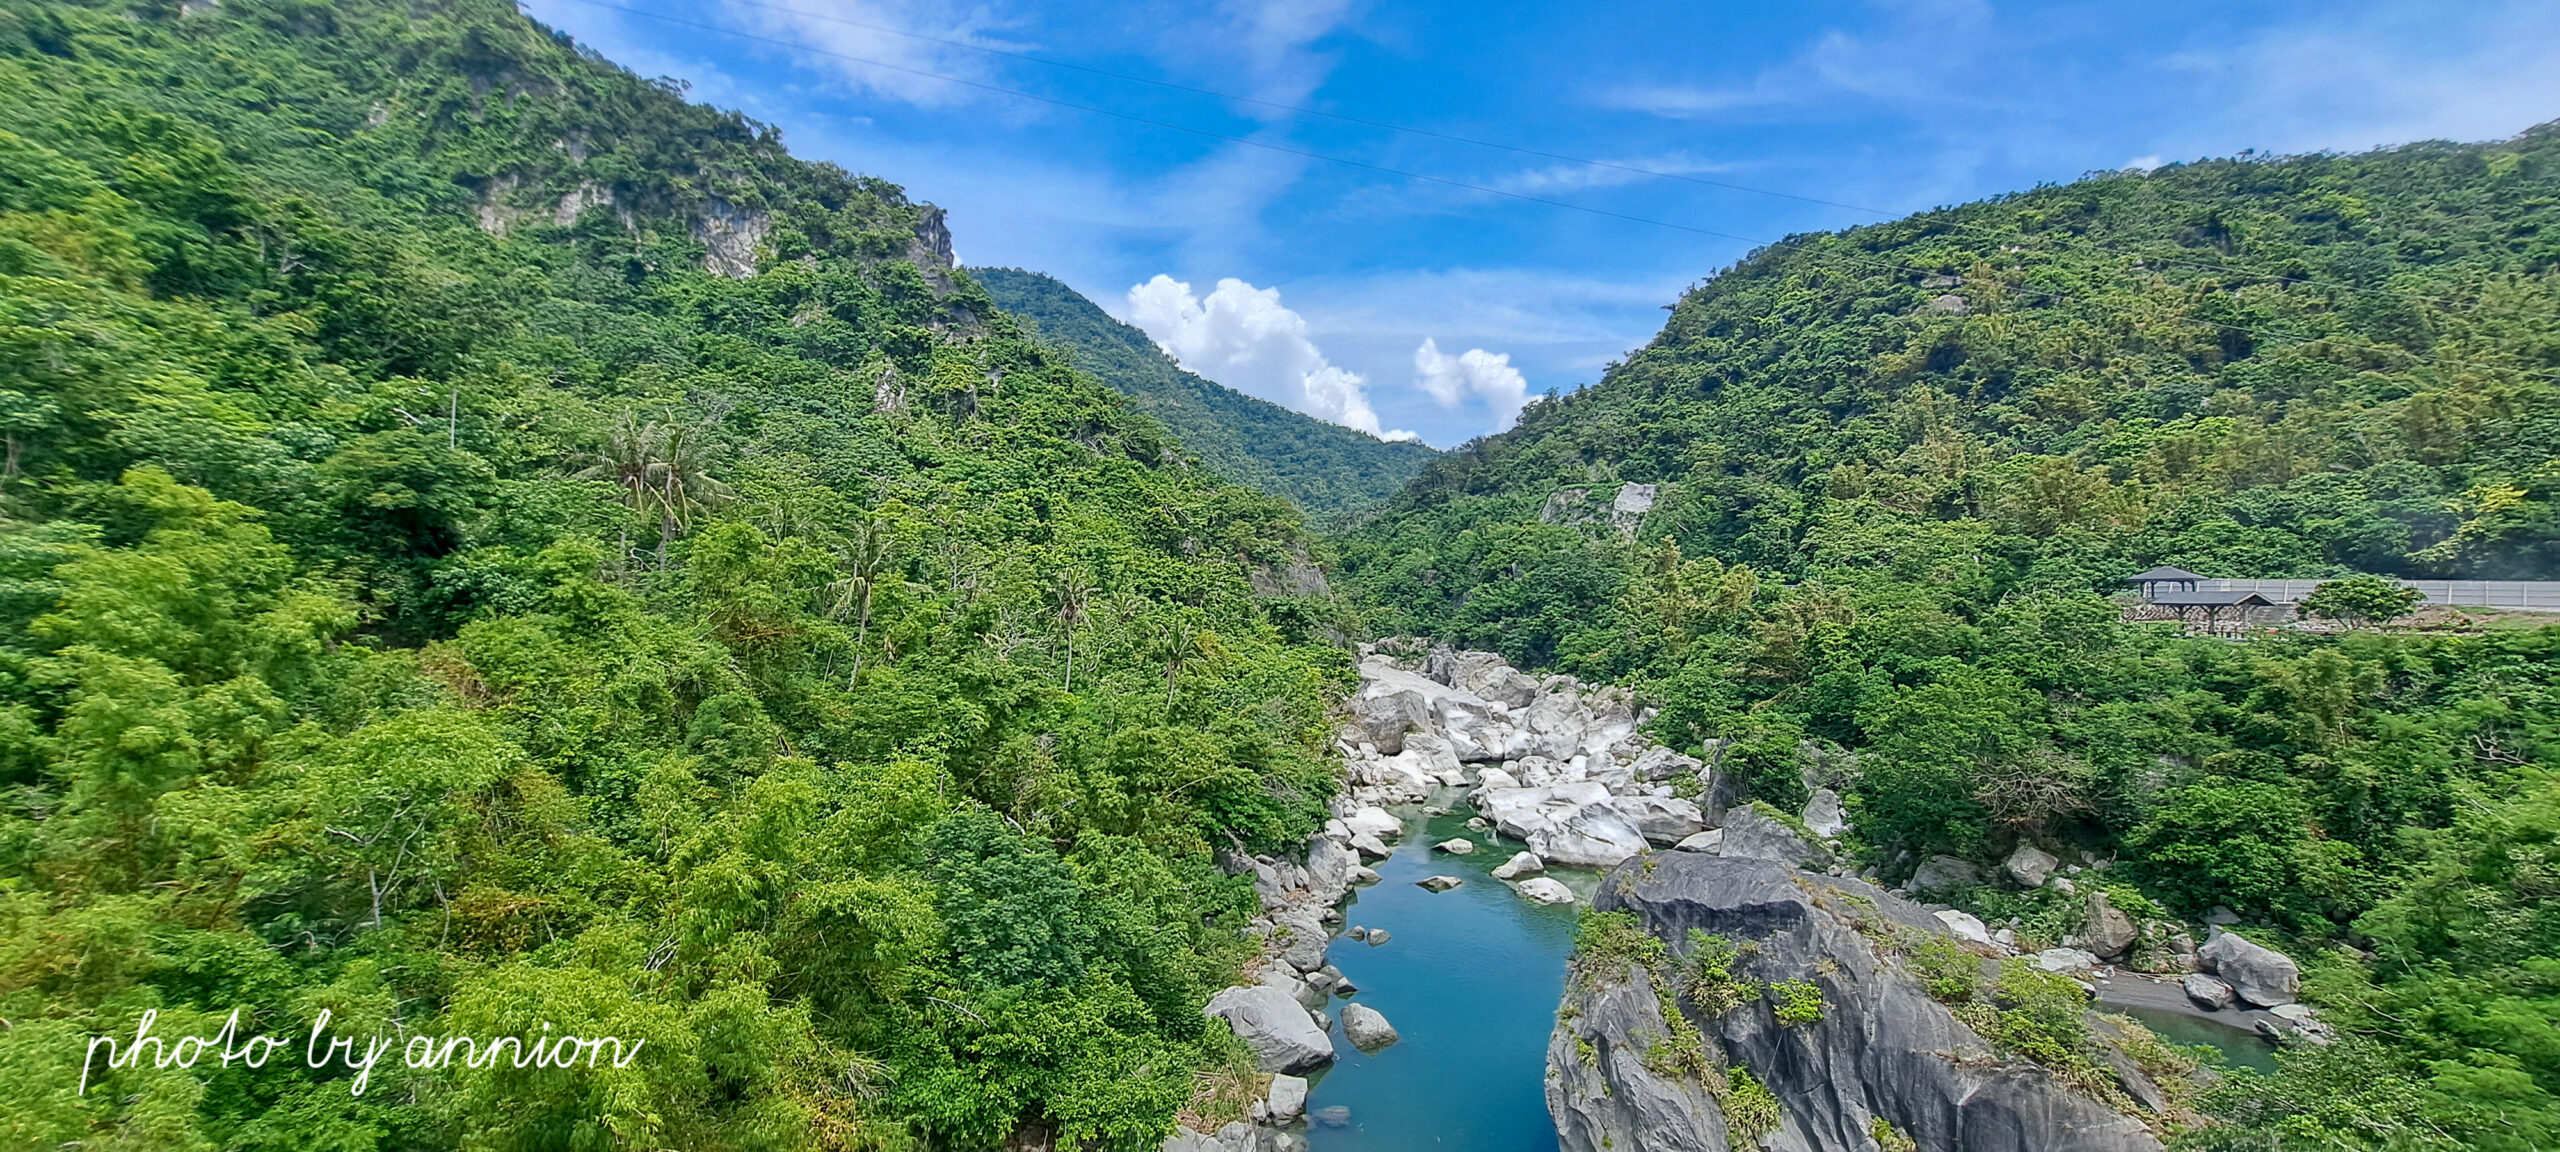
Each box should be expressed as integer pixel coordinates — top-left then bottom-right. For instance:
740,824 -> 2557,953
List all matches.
973,267 -> 1438,519
0,1 -> 1349,1147
1341,129 -> 2560,1148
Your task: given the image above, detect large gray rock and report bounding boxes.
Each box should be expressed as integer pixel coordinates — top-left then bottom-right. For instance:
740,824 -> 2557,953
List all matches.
2200,930 -> 2300,1008
1549,854 -> 2162,1152
1267,1073 -> 1308,1122
1343,806 -> 1403,841
1626,746 -> 1705,784
1611,795 -> 1709,845
1342,1003 -> 1400,1052
1429,647 -> 1540,708
1206,984 -> 1335,1074
1801,788 -> 1848,839
1492,851 -> 1545,880
2004,844 -> 2061,888
2085,890 -> 2139,961
2182,974 -> 2237,1012
1717,805 -> 1832,869
1305,838 -> 1359,902
1532,800 -> 1652,868
1908,854 -> 1986,893
1349,680 -> 1432,756
1673,829 -> 1724,854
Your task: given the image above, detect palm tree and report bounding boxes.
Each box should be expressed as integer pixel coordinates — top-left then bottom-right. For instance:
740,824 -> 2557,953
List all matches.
1153,617 -> 1204,703
824,516 -> 896,685
644,419 -> 733,570
572,411 -> 665,572
1052,568 -> 1094,692
572,411 -> 733,573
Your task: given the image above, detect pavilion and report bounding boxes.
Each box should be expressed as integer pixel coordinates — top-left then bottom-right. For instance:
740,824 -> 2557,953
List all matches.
2124,567 -> 2279,631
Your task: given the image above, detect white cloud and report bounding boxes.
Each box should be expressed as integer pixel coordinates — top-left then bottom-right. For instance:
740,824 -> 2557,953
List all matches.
1597,0 -> 1994,121
1125,275 -> 1416,441
720,0 -> 1023,107
1185,0 -> 1364,108
1489,150 -> 1744,194
1412,338 -> 1530,430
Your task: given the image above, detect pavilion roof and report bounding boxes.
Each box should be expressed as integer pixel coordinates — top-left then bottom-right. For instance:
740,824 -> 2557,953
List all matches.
2126,566 -> 2210,583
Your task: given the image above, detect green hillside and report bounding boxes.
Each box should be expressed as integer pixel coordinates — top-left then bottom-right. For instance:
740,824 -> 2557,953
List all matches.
0,1 -> 1346,1148
1340,129 -> 2560,1149
973,266 -> 1438,519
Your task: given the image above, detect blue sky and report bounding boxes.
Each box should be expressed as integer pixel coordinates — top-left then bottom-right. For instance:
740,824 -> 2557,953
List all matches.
521,0 -> 2560,448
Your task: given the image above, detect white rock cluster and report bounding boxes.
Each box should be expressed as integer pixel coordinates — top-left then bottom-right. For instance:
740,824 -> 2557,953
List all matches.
1339,642 -> 1718,872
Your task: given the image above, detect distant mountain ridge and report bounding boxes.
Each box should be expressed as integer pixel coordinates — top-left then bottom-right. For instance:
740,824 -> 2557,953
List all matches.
973,267 -> 1438,519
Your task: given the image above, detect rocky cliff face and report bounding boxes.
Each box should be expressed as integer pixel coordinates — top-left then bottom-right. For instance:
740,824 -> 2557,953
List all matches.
1550,852 -> 2172,1152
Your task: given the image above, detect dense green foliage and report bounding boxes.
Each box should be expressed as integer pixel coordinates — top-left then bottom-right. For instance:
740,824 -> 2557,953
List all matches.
0,2 -> 1351,1148
1340,130 -> 2560,1147
973,267 -> 1438,521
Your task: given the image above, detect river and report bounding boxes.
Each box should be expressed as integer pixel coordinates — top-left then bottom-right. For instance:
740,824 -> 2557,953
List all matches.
1304,804 -> 1588,1152
1297,805 -> 2276,1150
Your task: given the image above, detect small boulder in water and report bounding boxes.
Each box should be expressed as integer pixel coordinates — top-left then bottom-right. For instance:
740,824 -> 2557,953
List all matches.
1434,838 -> 1476,855
1342,1004 -> 1400,1052
1515,877 -> 1576,905
1491,851 -> 1545,879
1366,929 -> 1391,946
1311,1105 -> 1352,1128
1417,875 -> 1463,892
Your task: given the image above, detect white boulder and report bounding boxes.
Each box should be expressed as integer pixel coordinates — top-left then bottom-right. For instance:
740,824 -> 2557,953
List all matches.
1933,909 -> 1993,945
1515,877 -> 1577,905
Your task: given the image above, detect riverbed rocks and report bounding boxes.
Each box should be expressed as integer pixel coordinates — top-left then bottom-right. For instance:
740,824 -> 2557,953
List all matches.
1342,1004 -> 1401,1052
1434,838 -> 1475,854
1549,852 -> 2165,1152
2199,929 -> 2301,1008
1206,984 -> 1334,1074
1418,875 -> 1463,892
1492,851 -> 1545,879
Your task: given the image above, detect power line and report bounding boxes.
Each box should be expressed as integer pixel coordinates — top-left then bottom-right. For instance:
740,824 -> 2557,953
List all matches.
694,0 -> 2492,312
548,0 -> 2557,383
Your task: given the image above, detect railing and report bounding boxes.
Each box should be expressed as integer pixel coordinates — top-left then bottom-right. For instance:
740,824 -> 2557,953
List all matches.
2207,579 -> 2560,611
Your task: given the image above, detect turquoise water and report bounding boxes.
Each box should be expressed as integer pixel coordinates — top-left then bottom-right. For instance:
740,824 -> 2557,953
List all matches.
1306,806 -> 1582,1152
2112,1004 -> 2281,1074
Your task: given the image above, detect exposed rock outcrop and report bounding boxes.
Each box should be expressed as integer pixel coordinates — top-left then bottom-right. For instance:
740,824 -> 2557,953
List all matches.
1548,853 -> 2168,1152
